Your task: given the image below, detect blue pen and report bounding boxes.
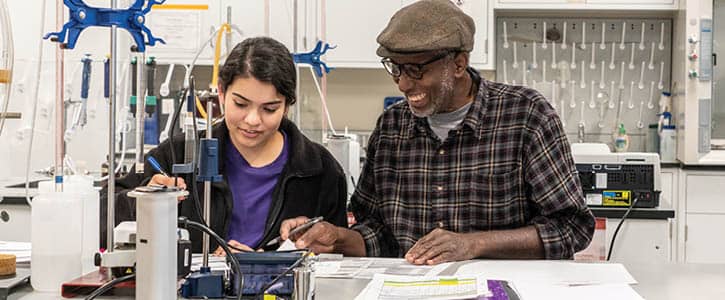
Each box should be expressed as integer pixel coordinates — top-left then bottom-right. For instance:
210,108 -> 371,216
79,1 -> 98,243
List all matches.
147,156 -> 170,177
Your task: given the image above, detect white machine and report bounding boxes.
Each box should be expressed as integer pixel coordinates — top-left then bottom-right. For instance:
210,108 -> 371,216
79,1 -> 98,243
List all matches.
571,143 -> 661,208
326,135 -> 361,199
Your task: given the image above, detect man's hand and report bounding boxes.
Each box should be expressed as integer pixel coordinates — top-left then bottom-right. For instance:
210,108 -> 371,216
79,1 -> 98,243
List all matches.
405,228 -> 478,265
213,240 -> 255,256
280,216 -> 340,253
147,174 -> 186,201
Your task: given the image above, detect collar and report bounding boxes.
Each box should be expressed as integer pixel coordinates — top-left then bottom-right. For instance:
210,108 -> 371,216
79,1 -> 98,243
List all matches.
214,118 -> 324,178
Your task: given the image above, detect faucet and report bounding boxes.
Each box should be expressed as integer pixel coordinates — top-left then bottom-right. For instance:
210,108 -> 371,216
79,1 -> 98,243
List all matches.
577,122 -> 585,143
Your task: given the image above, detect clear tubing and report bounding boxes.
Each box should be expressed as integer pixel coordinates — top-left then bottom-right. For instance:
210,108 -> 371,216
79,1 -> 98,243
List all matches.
25,0 -> 48,206
0,0 -> 14,136
54,0 -> 64,191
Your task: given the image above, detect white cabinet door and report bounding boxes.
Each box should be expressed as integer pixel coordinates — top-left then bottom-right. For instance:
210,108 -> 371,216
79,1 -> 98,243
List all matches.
685,214 -> 725,263
324,0 -> 402,68
495,0 -> 676,9
606,218 -> 671,264
402,0 -> 492,69
586,0 -> 674,4
223,0 -> 303,53
685,174 -> 725,213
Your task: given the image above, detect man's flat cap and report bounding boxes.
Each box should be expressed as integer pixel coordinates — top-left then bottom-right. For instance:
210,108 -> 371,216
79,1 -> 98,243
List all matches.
376,0 -> 475,57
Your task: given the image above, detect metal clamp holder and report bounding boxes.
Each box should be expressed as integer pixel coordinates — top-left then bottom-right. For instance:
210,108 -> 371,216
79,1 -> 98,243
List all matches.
293,40 -> 335,77
43,0 -> 166,52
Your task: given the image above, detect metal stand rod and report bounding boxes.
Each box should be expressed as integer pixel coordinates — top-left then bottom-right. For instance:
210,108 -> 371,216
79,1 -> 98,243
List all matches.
134,53 -> 145,173
202,100 -> 213,268
54,0 -> 65,192
107,0 -> 118,253
293,0 -> 301,127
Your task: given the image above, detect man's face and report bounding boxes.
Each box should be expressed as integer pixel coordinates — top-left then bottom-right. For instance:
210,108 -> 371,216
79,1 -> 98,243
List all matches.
386,52 -> 456,117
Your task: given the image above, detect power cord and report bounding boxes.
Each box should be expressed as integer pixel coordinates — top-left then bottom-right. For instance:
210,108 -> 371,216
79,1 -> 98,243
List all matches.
606,197 -> 640,261
179,217 -> 243,300
84,273 -> 135,300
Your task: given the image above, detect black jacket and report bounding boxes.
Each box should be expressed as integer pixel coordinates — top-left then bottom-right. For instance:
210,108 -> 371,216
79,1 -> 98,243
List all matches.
100,118 -> 348,252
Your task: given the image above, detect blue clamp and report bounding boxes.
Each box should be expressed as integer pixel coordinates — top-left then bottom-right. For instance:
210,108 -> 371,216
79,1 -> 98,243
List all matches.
44,0 -> 166,52
293,40 -> 335,77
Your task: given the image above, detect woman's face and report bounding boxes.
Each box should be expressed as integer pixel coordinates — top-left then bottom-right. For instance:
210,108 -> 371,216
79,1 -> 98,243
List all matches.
219,76 -> 287,150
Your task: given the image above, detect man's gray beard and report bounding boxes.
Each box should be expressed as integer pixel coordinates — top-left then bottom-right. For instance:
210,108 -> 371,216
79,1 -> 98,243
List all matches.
409,65 -> 455,117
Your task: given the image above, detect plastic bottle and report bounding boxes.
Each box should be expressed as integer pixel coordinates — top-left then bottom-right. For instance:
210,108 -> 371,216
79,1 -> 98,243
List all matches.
659,125 -> 677,162
647,124 -> 659,153
31,175 -> 99,291
613,123 -> 629,152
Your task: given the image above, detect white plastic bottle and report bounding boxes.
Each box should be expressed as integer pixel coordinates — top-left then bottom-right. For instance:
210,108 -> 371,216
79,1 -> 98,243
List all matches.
31,175 -> 98,292
659,125 -> 677,162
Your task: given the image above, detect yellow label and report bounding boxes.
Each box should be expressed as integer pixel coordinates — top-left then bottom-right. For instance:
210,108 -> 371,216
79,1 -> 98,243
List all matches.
0,69 -> 11,83
263,294 -> 277,300
151,4 -> 209,10
602,190 -> 631,206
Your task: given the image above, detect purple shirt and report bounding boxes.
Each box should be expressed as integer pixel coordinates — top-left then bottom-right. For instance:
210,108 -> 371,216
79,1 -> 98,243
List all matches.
225,131 -> 289,248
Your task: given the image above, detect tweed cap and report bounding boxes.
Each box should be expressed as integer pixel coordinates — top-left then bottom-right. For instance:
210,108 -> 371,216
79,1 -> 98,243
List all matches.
376,0 -> 475,57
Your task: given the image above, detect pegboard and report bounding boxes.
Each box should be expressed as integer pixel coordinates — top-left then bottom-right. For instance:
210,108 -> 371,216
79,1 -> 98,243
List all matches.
495,17 -> 673,150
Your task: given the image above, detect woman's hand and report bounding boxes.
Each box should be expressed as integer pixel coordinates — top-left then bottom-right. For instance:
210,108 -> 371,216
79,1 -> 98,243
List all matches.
147,174 -> 187,201
213,240 -> 260,256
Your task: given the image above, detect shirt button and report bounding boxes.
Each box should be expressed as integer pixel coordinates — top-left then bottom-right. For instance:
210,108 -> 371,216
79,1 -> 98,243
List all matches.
439,149 -> 446,155
436,221 -> 445,228
435,186 -> 443,191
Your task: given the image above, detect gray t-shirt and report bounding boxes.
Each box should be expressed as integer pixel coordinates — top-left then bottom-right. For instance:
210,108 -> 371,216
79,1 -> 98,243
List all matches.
427,101 -> 473,141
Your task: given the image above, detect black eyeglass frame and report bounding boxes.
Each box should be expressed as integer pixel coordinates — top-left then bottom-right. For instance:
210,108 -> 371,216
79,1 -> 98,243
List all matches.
380,51 -> 455,80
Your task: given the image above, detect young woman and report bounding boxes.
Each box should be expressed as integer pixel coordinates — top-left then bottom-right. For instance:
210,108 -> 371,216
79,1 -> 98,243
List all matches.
103,37 -> 348,253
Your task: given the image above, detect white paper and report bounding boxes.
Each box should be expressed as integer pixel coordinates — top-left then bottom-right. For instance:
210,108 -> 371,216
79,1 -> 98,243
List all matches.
0,241 -> 31,263
276,239 -> 298,251
355,273 -> 491,300
455,261 -> 637,286
315,257 -> 450,279
190,253 -> 229,272
514,282 -> 644,300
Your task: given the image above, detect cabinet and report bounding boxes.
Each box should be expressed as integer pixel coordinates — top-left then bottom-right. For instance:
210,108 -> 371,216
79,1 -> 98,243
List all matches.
326,0 -> 494,69
681,171 -> 725,263
224,0 -> 310,53
605,218 -> 672,264
494,0 -> 678,10
324,1 -> 403,68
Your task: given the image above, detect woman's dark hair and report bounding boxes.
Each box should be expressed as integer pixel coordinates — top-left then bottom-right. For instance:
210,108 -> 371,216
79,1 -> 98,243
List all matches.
219,37 -> 296,106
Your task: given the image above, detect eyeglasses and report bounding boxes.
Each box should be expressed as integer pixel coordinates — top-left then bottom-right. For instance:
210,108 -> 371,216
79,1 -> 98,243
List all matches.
381,51 -> 453,80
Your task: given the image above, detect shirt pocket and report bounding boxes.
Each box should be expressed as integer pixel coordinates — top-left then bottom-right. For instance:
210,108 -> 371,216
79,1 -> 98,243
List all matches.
469,166 -> 526,230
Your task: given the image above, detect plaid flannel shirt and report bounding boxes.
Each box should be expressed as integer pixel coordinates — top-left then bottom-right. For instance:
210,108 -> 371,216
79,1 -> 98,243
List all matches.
350,72 -> 595,259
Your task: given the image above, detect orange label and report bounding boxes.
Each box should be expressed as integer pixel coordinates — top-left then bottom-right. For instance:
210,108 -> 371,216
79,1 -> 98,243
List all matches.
0,69 -> 10,83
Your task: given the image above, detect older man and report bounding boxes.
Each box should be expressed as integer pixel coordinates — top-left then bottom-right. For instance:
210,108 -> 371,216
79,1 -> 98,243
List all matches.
280,0 -> 595,265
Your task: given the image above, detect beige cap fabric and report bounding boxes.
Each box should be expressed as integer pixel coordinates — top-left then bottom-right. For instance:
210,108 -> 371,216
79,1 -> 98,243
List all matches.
376,0 -> 475,57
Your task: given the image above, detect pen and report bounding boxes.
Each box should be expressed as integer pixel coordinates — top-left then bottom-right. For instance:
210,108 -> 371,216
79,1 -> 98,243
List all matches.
266,216 -> 324,247
147,156 -> 170,177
